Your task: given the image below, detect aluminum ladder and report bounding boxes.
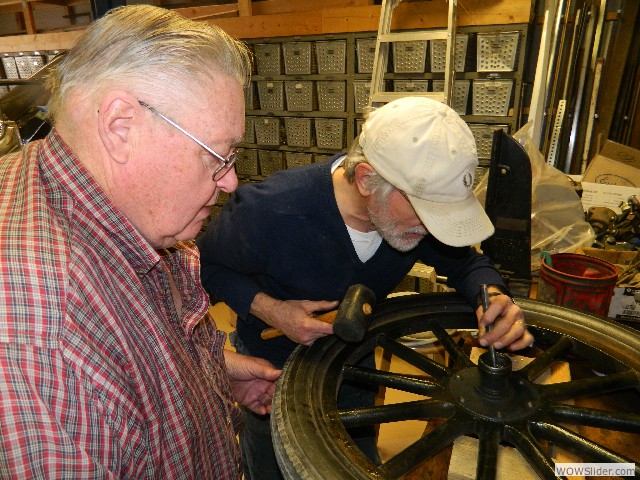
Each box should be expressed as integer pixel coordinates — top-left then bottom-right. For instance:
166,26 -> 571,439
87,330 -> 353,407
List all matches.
368,0 -> 458,108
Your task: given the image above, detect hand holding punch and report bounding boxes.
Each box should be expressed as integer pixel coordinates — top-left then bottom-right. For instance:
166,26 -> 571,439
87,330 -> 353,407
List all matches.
480,283 -> 498,367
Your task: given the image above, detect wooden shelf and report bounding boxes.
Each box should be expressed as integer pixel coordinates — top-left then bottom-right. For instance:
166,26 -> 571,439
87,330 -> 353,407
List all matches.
0,0 -> 90,35
0,0 -> 534,51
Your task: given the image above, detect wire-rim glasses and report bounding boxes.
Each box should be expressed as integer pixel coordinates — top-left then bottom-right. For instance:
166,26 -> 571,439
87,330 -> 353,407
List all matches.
138,101 -> 237,181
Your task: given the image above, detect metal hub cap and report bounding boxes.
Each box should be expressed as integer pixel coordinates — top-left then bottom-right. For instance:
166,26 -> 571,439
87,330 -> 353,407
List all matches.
449,351 -> 541,423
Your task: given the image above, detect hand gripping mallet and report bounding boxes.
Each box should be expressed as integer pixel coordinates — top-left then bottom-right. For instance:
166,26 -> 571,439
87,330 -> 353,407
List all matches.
260,284 -> 376,343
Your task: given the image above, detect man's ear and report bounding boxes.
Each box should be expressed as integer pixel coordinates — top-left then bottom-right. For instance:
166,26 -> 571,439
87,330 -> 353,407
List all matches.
354,162 -> 376,197
97,92 -> 139,164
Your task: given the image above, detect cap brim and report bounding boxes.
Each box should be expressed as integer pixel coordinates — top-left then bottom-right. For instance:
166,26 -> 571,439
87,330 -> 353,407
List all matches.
407,194 -> 495,247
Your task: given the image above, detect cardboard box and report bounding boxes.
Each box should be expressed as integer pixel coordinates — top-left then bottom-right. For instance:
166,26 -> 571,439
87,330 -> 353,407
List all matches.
577,247 -> 640,323
575,247 -> 639,266
607,287 -> 640,324
581,141 -> 640,213
582,140 -> 640,186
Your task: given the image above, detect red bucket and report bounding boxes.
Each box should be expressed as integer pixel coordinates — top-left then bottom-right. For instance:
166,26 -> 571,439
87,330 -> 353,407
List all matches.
537,253 -> 619,317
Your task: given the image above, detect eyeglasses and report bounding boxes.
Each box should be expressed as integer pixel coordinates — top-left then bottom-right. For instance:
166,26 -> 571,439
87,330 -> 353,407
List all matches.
138,101 -> 237,181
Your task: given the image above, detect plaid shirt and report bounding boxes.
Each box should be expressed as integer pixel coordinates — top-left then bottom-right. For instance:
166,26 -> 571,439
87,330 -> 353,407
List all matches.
0,130 -> 243,479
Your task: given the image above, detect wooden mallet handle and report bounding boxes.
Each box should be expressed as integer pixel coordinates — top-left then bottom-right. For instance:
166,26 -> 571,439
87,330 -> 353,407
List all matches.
260,310 -> 338,340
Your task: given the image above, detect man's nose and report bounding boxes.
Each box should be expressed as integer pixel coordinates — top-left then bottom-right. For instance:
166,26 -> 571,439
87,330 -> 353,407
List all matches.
217,168 -> 239,193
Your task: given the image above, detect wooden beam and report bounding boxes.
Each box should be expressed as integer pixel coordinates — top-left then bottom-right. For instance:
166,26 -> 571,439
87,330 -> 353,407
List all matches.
395,0 -> 532,27
0,0 -> 90,37
206,0 -> 533,39
0,0 -> 23,14
21,0 -> 37,34
0,29 -> 83,51
191,7 -> 239,20
0,0 -> 87,14
250,0 -> 374,16
0,0 -> 534,50
237,0 -> 251,17
174,3 -> 239,20
30,0 -> 89,8
175,0 -> 374,20
209,9 -> 323,38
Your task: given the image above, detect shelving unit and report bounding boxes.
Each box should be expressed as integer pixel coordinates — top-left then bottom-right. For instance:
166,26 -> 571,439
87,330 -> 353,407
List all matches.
0,49 -> 63,95
0,20 -> 530,187
237,23 -> 529,183
237,33 -> 363,181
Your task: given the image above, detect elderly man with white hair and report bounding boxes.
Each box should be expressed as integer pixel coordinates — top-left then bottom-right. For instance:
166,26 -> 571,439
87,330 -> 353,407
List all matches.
0,5 -> 282,478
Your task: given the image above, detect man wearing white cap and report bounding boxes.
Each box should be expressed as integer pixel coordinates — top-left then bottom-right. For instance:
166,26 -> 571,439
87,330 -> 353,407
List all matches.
198,97 -> 533,479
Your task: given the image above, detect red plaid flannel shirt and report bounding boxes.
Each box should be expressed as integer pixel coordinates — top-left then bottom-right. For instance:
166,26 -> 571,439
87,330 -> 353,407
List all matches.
0,130 -> 243,478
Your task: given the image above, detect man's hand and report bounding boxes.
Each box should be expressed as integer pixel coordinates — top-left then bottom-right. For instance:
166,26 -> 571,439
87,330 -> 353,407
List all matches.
224,350 -> 282,415
475,293 -> 534,351
250,293 -> 337,345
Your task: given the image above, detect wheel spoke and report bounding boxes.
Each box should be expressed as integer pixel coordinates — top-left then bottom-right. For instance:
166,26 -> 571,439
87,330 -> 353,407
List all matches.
342,364 -> 444,395
377,334 -> 451,378
539,370 -> 640,401
519,336 -> 574,382
427,318 -> 475,368
477,427 -> 500,480
379,414 -> 474,478
545,403 -> 640,433
530,421 -> 640,473
503,425 -> 559,480
338,398 -> 454,428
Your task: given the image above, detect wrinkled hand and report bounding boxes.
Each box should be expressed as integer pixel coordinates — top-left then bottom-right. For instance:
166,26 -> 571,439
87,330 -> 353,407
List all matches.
224,350 -> 282,415
273,299 -> 339,345
475,294 -> 534,351
251,293 -> 338,346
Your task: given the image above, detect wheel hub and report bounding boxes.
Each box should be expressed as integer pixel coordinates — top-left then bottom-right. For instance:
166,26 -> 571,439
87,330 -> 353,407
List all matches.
448,351 -> 540,422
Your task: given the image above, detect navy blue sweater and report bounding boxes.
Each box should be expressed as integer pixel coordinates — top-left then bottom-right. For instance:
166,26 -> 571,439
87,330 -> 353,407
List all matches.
197,156 -> 506,367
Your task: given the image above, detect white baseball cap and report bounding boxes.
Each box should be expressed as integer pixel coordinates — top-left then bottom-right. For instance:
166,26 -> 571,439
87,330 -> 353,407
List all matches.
359,96 -> 494,247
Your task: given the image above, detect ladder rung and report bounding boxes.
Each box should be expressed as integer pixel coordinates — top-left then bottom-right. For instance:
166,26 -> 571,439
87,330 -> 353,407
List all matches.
370,91 -> 446,104
378,30 -> 448,43
369,0 -> 457,108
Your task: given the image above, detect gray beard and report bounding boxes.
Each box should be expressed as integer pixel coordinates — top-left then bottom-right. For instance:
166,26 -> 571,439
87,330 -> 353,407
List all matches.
367,197 -> 427,252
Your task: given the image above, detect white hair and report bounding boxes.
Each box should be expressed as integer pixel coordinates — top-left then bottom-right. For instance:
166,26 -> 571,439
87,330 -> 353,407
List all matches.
46,5 -> 251,122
